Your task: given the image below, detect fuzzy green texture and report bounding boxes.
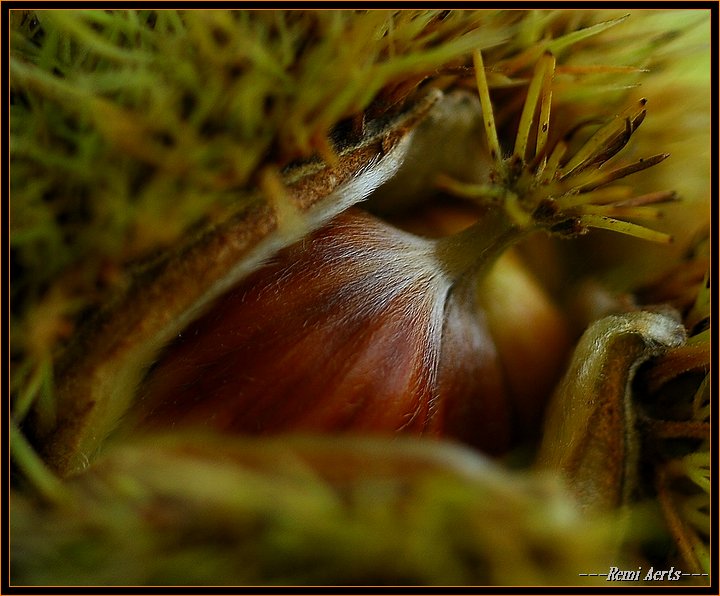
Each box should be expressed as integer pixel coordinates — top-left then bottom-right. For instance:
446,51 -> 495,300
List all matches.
10,9 -> 712,587
11,435 -> 623,586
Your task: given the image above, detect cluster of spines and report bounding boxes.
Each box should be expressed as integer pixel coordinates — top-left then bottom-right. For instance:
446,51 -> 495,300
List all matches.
439,49 -> 678,244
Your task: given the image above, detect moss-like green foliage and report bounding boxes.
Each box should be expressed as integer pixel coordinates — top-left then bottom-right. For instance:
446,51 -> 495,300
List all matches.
11,436 -> 623,586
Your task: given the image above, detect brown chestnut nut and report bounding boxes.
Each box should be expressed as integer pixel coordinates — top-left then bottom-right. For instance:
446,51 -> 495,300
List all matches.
128,207 -> 570,454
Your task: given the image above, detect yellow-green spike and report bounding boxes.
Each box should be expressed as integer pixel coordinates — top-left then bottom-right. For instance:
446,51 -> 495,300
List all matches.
540,139 -> 566,183
576,153 -> 670,193
559,99 -> 647,179
578,214 -> 672,243
473,50 -> 503,169
513,53 -> 549,163
614,190 -> 679,207
555,185 -> 633,210
547,13 -> 630,54
435,173 -> 504,202
535,52 -> 556,172
575,204 -> 664,220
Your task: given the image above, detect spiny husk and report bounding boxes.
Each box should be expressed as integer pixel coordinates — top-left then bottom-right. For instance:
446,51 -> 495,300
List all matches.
11,9 -> 516,472
28,92 -> 440,476
548,10 -> 711,289
10,10 -> 514,350
11,9 -> 708,369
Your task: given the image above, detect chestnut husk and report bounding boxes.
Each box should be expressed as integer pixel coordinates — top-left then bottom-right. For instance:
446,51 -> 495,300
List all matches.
30,91 -> 441,475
